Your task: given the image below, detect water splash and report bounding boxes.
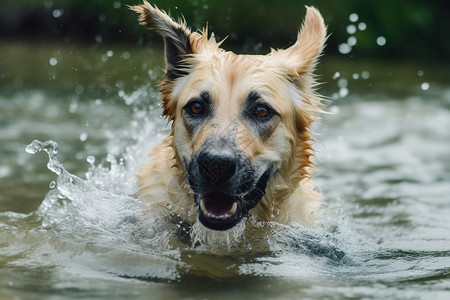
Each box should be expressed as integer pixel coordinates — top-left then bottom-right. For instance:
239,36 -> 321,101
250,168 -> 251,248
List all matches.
24,139 -> 358,258
332,13 -> 374,100
190,220 -> 247,251
25,139 -> 141,232
26,140 -> 61,175
30,103 -> 376,278
13,82 -> 372,284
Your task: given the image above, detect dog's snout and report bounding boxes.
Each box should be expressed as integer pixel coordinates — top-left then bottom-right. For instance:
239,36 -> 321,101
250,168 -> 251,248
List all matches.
198,152 -> 237,184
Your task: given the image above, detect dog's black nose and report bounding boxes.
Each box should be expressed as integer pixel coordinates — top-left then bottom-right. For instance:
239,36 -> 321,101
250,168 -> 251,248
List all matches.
198,152 -> 237,184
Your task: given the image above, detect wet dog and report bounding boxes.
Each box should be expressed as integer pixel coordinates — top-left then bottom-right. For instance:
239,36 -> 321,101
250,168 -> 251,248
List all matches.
131,1 -> 326,233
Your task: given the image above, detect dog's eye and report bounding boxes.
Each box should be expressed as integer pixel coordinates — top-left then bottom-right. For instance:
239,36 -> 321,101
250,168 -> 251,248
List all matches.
254,104 -> 271,119
188,101 -> 204,115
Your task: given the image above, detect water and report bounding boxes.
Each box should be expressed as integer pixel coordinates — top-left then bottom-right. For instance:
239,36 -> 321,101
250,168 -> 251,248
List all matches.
1,42 -> 450,299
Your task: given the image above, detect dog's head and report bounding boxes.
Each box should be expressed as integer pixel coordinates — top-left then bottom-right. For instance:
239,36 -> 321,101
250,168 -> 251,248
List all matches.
132,1 -> 326,231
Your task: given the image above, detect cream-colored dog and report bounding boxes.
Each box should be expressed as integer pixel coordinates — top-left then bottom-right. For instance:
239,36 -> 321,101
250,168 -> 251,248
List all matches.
131,1 -> 326,233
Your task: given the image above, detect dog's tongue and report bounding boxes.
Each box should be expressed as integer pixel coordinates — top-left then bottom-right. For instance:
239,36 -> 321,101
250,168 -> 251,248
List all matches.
201,191 -> 236,216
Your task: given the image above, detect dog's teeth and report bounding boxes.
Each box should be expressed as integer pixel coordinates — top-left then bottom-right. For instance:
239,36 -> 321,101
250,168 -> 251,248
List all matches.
199,198 -> 237,220
229,202 -> 237,215
200,198 -> 207,213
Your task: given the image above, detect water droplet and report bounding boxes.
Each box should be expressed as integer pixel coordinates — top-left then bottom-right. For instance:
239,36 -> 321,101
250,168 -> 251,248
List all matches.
106,154 -> 116,164
338,43 -> 352,54
25,140 -> 59,166
107,50 -> 114,57
376,36 -> 386,46
80,132 -> 88,142
253,42 -> 263,52
352,73 -> 359,80
349,13 -> 359,22
332,72 -> 341,80
166,204 -> 173,210
95,35 -> 103,44
329,105 -> 340,114
25,141 -> 40,154
358,22 -> 367,31
49,57 -> 58,66
113,1 -> 121,9
44,0 -> 53,9
52,9 -> 63,18
0,166 -> 10,178
87,156 -> 95,164
338,78 -> 348,88
148,69 -> 158,80
361,71 -> 370,79
347,36 -> 357,46
49,181 -> 56,189
75,85 -> 84,95
122,51 -> 130,59
346,24 -> 357,35
421,82 -> 430,91
339,87 -> 349,98
69,100 -> 78,113
417,70 -> 424,77
98,14 -> 106,22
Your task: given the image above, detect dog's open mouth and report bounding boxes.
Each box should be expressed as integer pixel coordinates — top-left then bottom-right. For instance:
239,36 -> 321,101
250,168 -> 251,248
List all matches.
193,168 -> 273,231
198,191 -> 242,231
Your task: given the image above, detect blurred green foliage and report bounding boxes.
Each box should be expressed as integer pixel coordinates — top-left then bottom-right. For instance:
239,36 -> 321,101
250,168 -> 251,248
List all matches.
1,0 -> 449,60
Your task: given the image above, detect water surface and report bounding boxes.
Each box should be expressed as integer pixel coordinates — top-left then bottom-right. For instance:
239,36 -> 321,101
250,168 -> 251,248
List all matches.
1,42 -> 449,299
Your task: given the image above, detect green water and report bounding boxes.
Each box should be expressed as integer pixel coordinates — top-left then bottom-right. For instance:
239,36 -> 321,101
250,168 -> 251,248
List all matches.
0,41 -> 450,299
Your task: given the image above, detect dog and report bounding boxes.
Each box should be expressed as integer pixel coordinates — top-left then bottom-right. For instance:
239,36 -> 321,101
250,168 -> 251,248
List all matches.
131,1 -> 326,234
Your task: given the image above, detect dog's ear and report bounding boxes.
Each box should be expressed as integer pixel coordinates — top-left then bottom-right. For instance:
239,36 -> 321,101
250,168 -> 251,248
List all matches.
267,7 -> 326,182
270,6 -> 326,131
276,6 -> 326,76
131,1 -> 193,79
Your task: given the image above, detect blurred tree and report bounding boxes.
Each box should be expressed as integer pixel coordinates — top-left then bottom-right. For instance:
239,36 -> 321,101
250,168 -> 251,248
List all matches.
0,0 -> 448,60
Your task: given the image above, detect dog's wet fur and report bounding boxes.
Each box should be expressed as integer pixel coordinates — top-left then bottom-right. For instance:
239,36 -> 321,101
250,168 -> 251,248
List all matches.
131,1 -> 327,233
